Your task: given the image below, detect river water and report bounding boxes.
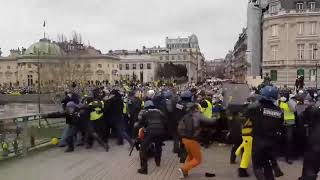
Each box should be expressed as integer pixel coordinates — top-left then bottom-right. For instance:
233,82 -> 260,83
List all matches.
0,103 -> 60,119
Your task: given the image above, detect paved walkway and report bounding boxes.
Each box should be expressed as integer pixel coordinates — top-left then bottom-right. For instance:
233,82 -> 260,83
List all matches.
0,141 -> 303,180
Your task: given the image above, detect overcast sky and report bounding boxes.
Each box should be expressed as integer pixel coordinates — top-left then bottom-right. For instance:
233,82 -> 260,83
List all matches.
0,0 -> 248,59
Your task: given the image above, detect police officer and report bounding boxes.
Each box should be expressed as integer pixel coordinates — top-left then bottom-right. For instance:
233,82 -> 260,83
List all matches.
135,100 -> 167,174
246,86 -> 283,180
299,98 -> 320,180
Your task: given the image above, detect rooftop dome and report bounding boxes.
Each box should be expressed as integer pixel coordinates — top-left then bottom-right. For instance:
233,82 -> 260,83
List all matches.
25,38 -> 64,56
189,34 -> 198,43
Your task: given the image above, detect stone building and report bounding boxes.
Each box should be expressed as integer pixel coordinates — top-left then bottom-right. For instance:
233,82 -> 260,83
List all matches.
113,34 -> 205,83
118,55 -> 159,83
205,59 -> 226,79
262,0 -> 320,87
0,38 -> 120,87
233,28 -> 248,83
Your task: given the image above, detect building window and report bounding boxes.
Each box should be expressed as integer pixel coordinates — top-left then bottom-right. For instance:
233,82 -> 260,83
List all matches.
298,22 -> 304,35
309,44 -> 317,60
27,75 -> 33,86
178,55 -> 181,60
28,64 -> 32,68
85,64 -> 91,68
270,4 -> 278,13
140,64 -> 143,69
271,25 -> 278,37
310,2 -> 316,11
298,44 -> 305,60
160,56 -> 163,60
107,64 -> 109,68
183,55 -> 187,60
165,56 -> 169,60
125,64 -> 129,70
297,3 -> 304,11
119,64 -> 122,70
271,45 -> 278,60
133,64 -> 136,69
172,56 -> 175,60
98,64 -> 102,68
112,64 -> 114,68
310,69 -> 316,81
297,69 -> 305,77
76,64 -> 81,69
147,63 -> 151,69
311,22 -> 317,35
270,70 -> 277,81
7,66 -> 10,70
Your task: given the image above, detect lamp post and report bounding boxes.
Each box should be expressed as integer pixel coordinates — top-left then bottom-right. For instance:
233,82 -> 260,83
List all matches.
315,47 -> 318,90
37,50 -> 40,114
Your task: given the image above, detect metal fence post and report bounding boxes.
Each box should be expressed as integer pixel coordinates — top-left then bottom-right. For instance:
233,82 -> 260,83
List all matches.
21,117 -> 28,156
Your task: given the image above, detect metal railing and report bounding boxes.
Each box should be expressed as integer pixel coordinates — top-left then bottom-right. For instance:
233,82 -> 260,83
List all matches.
0,112 -> 65,160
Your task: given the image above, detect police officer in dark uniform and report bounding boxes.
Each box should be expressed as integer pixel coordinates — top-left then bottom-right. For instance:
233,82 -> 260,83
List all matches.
299,98 -> 320,180
246,86 -> 283,180
135,100 -> 167,175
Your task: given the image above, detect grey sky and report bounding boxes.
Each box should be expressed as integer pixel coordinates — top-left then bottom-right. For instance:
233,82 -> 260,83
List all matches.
0,0 -> 247,59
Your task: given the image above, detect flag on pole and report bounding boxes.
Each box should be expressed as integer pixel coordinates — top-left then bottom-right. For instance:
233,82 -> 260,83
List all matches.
43,20 -> 46,27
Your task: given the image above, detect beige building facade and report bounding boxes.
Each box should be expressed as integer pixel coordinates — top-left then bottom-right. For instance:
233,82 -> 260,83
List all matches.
0,38 -> 120,87
119,55 -> 159,83
263,0 -> 320,87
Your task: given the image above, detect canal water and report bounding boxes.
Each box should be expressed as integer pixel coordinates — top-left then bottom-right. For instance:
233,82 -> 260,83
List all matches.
0,103 -> 61,118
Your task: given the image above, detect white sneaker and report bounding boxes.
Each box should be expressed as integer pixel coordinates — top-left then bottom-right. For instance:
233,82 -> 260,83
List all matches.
178,168 -> 185,179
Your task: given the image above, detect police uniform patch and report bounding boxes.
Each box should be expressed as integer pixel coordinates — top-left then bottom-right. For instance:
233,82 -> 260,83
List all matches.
176,103 -> 184,110
263,108 -> 282,118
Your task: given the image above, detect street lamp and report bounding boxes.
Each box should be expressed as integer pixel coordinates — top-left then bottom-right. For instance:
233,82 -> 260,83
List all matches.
315,47 -> 318,90
30,49 -> 42,114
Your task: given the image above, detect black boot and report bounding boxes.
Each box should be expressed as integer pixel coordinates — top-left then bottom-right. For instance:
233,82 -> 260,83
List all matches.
272,165 -> 284,177
264,166 -> 275,180
155,156 -> 161,167
254,168 -> 267,180
238,168 -> 250,177
138,151 -> 148,175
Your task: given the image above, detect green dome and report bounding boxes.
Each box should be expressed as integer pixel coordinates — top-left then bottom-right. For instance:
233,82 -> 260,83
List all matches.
25,38 -> 64,56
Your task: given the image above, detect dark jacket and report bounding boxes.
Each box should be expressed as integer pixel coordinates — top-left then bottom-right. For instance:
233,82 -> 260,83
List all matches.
305,101 -> 320,146
178,111 -> 216,140
246,98 -> 283,138
137,107 -> 166,135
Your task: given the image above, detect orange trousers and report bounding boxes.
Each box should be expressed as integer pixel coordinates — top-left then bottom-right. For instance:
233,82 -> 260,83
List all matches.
182,138 -> 202,173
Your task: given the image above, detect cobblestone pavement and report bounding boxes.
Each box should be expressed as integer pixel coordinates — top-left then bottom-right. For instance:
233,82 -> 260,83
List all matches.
0,141 -> 303,180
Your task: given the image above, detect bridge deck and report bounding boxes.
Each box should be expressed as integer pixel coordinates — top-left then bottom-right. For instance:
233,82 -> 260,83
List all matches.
0,141 -> 302,180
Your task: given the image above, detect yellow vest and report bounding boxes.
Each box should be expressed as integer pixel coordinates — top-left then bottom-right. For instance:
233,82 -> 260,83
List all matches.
123,102 -> 127,114
279,102 -> 295,124
200,99 -> 213,119
89,101 -> 104,121
141,100 -> 145,109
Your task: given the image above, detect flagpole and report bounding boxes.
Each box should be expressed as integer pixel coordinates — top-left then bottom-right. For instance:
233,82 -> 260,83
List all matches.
43,20 -> 46,39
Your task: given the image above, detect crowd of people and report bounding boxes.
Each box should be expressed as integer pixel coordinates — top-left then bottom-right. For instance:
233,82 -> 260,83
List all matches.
51,80 -> 320,180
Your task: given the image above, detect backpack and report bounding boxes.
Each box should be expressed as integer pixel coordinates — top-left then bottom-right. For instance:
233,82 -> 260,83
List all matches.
177,112 -> 195,139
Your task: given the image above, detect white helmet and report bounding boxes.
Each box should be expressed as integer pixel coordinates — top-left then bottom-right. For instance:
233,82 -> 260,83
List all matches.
280,96 -> 287,102
146,90 -> 155,99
